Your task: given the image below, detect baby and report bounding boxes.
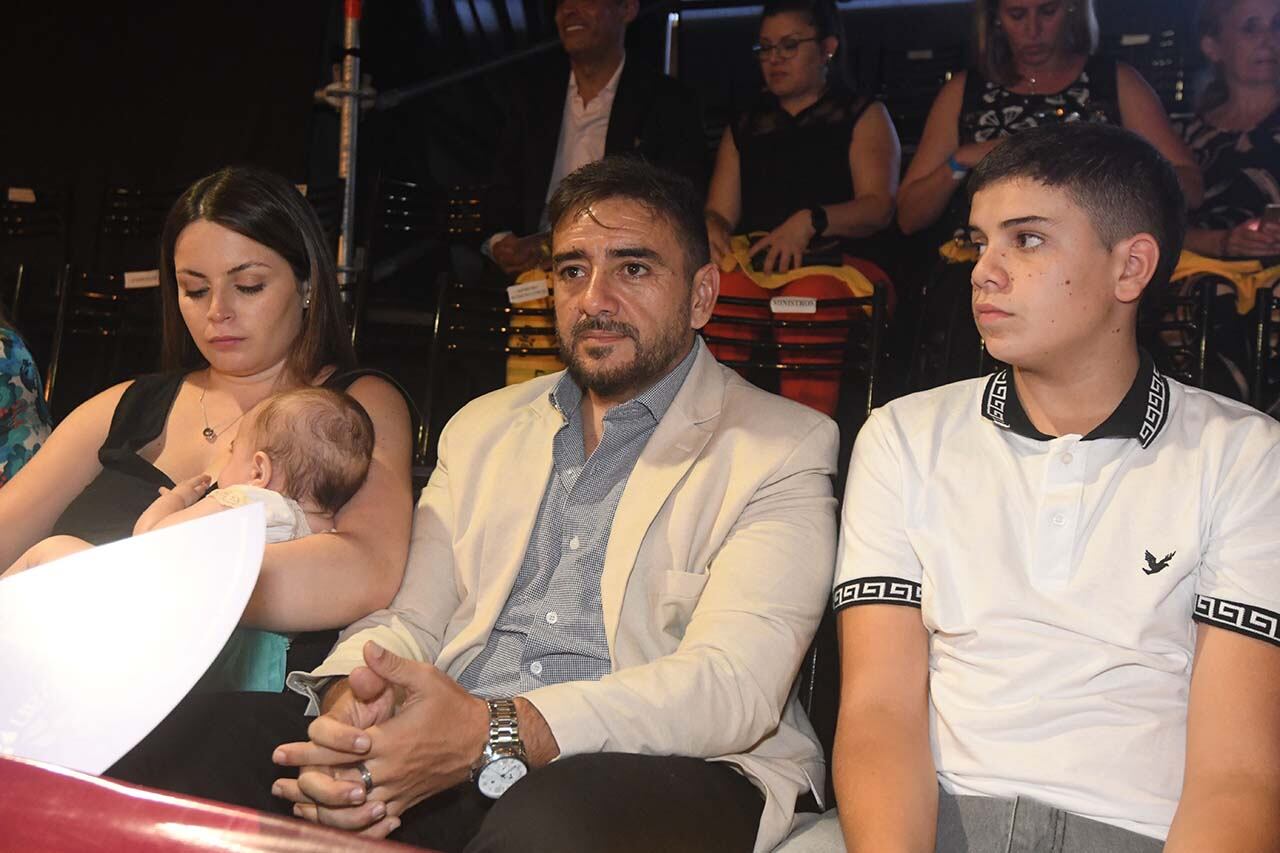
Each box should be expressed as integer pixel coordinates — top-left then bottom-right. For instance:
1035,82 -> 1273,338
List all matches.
3,386 -> 375,692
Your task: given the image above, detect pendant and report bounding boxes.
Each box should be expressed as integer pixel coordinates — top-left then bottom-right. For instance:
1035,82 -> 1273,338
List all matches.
203,427 -> 217,442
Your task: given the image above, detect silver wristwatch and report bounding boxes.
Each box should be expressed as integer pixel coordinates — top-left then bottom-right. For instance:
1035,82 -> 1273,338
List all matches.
473,698 -> 528,799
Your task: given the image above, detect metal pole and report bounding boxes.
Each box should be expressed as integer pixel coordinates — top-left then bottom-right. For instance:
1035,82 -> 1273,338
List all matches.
337,0 -> 362,295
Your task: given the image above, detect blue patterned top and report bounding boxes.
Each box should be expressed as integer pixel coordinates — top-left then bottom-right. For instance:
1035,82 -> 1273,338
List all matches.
0,327 -> 52,486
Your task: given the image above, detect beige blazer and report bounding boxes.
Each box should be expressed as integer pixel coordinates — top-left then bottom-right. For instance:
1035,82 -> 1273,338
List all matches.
300,341 -> 839,852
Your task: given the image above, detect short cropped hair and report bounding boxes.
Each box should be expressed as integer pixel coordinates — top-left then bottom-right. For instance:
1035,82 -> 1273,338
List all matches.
546,156 -> 709,279
249,387 -> 375,516
968,123 -> 1186,291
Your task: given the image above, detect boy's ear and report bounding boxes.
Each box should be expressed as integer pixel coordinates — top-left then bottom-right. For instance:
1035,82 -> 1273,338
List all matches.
250,451 -> 273,489
1113,232 -> 1160,305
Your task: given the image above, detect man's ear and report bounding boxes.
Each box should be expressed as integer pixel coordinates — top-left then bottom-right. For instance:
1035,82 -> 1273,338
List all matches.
622,0 -> 639,25
250,451 -> 274,489
1113,232 -> 1161,305
688,262 -> 721,330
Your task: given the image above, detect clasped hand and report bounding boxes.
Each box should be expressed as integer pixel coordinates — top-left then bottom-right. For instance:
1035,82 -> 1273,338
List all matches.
271,641 -> 489,838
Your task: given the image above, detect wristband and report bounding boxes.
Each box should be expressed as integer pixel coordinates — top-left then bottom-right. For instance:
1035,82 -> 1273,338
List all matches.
947,154 -> 969,181
808,205 -> 828,237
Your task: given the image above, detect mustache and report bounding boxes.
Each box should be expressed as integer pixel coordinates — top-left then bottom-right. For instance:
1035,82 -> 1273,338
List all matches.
570,317 -> 638,342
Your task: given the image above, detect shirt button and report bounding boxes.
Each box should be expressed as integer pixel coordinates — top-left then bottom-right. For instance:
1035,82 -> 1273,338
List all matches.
545,611 -> 558,625
1051,513 -> 1066,526
568,536 -> 580,551
1061,452 -> 1074,465
530,661 -> 543,676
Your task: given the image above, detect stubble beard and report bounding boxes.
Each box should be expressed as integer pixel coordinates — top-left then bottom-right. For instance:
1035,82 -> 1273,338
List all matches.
559,310 -> 691,400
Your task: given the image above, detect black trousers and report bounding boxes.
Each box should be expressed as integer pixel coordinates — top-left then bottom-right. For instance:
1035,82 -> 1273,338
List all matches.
108,691 -> 765,853
398,752 -> 764,853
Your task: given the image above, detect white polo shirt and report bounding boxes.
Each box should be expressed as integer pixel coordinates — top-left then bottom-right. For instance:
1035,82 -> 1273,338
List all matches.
834,353 -> 1280,840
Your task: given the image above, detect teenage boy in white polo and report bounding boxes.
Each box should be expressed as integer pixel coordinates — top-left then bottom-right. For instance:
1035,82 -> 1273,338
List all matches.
781,123 -> 1280,853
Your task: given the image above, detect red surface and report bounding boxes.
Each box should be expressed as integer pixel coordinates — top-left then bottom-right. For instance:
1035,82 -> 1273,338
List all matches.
345,0 -> 362,20
0,755 -> 430,852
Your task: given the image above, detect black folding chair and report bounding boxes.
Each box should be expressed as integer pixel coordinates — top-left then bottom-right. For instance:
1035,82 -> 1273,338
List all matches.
416,279 -> 559,475
44,185 -> 178,418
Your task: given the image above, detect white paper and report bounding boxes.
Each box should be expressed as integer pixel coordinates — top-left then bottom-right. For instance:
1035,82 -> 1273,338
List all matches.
123,269 -> 160,290
0,505 -> 265,774
508,279 -> 550,304
770,296 -> 818,314
1120,33 -> 1151,46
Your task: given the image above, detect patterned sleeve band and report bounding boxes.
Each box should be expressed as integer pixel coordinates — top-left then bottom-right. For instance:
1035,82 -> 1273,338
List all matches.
832,576 -> 923,612
1194,595 -> 1280,649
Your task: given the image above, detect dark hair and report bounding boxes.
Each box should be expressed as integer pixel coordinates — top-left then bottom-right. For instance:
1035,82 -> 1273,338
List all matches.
1195,0 -> 1242,113
249,386 -> 374,515
159,166 -> 355,383
546,156 -> 710,278
974,0 -> 1100,86
760,0 -> 850,86
968,123 -> 1186,290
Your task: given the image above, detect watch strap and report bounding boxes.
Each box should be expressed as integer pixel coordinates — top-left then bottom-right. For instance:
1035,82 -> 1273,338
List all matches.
486,698 -> 522,753
808,205 -> 828,237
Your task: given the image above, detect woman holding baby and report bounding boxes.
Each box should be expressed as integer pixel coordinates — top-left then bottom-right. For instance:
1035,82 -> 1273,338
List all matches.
0,166 -> 412,616
0,167 -> 414,689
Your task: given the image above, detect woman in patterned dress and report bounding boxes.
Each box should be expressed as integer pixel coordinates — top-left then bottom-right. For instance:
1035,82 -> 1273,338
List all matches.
1181,0 -> 1280,260
1176,0 -> 1280,405
897,0 -> 1201,236
0,303 -> 52,486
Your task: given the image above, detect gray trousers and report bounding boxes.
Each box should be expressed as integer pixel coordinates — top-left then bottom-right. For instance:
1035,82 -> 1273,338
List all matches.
775,789 -> 1164,853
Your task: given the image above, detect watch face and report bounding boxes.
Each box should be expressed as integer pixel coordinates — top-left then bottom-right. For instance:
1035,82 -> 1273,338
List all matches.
478,755 -> 528,798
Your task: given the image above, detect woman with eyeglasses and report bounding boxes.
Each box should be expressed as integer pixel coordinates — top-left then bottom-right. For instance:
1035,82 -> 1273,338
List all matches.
896,0 -> 1201,237
700,0 -> 899,417
704,0 -> 900,274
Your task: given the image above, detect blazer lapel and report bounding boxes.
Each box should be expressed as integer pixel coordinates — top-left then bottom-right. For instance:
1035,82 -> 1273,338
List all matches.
604,60 -> 649,156
527,59 -> 572,227
598,344 -> 725,652
471,396 -> 561,631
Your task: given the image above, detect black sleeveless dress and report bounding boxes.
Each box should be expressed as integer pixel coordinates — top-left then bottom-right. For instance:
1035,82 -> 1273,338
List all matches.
55,366 -> 411,674
733,82 -> 876,242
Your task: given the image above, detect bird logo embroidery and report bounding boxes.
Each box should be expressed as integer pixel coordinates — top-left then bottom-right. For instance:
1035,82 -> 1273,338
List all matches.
1143,550 -> 1175,575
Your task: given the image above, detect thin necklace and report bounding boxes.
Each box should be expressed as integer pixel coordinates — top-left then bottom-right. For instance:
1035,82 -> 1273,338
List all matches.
199,384 -> 246,443
1027,73 -> 1038,94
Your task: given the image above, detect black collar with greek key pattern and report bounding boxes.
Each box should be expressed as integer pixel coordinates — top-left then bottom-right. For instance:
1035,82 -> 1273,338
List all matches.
980,350 -> 1169,449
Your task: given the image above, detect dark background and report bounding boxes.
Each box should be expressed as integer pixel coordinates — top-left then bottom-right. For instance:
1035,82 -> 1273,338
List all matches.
1,0 -> 1201,419
2,0 -> 1201,218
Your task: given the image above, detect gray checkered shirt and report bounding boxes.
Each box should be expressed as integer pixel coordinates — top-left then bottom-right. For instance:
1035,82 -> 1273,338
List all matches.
456,342 -> 699,698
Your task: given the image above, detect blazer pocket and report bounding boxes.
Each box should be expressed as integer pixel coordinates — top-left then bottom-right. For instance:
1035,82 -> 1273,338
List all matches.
658,569 -> 709,640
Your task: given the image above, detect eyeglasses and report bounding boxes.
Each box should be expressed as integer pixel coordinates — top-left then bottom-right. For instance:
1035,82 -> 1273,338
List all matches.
752,36 -> 820,61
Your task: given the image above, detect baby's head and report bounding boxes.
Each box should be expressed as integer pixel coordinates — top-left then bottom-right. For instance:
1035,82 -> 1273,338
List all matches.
220,387 -> 375,516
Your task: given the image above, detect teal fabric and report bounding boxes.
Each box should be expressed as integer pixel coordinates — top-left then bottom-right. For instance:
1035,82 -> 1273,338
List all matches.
0,327 -> 52,485
197,628 -> 292,693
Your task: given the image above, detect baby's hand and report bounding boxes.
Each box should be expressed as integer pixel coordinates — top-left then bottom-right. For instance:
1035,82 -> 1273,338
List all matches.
160,474 -> 214,510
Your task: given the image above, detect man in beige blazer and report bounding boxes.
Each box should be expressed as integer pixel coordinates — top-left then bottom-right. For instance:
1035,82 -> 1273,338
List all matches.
271,157 -> 838,853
